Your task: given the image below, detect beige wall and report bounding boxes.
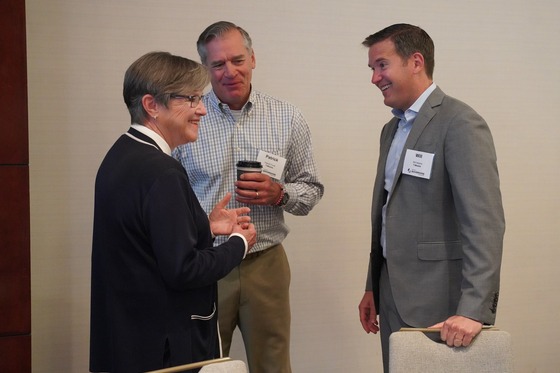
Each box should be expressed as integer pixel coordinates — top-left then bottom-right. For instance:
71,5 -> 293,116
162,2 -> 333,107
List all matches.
26,0 -> 560,371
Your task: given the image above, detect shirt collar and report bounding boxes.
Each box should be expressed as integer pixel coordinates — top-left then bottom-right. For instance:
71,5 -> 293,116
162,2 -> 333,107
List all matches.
208,87 -> 255,114
391,82 -> 437,124
130,123 -> 172,155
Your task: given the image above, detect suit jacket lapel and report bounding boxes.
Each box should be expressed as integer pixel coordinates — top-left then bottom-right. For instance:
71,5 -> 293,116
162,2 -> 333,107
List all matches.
376,117 -> 399,199
405,87 -> 444,149
390,87 -> 445,194
380,119 -> 399,164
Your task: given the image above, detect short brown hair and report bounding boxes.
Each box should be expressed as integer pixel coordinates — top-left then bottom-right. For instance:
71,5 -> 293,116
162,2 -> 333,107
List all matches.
363,24 -> 435,79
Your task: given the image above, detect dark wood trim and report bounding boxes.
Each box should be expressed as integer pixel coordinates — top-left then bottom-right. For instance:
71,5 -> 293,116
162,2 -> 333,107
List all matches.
0,336 -> 31,373
0,0 -> 28,164
0,0 -> 31,371
0,166 -> 31,335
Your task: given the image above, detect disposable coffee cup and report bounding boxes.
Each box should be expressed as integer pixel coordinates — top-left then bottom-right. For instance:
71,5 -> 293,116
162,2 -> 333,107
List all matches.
236,160 -> 263,180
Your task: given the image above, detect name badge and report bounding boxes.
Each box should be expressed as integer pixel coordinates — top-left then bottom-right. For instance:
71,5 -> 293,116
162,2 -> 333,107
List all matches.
402,149 -> 434,179
257,150 -> 287,180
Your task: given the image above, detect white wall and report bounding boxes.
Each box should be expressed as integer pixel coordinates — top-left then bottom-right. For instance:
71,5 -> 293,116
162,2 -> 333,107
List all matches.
26,0 -> 560,371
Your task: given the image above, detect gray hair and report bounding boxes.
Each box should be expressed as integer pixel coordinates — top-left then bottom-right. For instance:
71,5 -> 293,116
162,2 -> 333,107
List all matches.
197,21 -> 253,65
123,51 -> 209,124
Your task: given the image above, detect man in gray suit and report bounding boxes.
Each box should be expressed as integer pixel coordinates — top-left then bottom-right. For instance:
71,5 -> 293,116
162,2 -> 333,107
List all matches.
357,24 -> 505,372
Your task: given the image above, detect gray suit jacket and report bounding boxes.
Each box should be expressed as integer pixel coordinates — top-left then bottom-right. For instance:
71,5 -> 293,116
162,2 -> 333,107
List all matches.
368,86 -> 505,327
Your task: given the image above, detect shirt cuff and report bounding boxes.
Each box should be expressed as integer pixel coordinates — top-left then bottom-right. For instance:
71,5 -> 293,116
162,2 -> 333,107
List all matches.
282,184 -> 296,209
229,233 -> 248,258
208,214 -> 216,239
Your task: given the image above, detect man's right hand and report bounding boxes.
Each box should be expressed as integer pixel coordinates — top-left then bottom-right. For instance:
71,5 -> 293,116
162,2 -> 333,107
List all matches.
358,291 -> 379,334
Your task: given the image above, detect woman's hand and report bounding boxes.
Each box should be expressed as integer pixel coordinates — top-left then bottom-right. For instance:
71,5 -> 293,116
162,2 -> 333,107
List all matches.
209,193 -> 251,236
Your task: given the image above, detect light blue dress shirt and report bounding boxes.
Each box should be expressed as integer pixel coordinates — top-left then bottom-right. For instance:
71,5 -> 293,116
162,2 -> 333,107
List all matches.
381,83 -> 436,257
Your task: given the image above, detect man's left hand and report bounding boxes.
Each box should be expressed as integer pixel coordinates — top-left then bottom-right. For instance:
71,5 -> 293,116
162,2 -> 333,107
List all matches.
235,172 -> 282,206
430,315 -> 483,347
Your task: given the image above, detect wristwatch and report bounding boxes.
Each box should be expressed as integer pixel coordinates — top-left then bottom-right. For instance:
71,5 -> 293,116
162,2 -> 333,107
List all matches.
278,190 -> 290,207
274,186 -> 290,207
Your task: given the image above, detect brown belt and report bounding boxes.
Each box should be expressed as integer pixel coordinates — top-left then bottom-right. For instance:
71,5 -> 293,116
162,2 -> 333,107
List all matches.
244,244 -> 278,260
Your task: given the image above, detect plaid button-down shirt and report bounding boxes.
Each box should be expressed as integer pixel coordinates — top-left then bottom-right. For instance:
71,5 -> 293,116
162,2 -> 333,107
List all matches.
173,89 -> 324,253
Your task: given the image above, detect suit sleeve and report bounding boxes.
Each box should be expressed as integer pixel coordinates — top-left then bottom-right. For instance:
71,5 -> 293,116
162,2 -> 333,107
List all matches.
444,105 -> 505,324
144,167 -> 245,291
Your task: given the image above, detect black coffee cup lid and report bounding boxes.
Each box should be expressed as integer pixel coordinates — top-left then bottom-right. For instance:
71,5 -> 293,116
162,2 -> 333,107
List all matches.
236,160 -> 262,168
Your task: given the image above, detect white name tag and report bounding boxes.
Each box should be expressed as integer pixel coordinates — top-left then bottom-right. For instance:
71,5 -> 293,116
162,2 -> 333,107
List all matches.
257,150 -> 287,180
402,149 -> 434,179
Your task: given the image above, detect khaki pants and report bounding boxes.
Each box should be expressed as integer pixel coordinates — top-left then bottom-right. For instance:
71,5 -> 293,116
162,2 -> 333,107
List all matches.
218,244 -> 292,373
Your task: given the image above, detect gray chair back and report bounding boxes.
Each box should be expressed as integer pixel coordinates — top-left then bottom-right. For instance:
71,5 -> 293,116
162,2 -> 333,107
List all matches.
389,329 -> 513,373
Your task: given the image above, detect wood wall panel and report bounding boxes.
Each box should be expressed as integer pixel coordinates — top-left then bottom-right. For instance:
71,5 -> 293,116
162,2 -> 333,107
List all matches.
0,335 -> 31,373
0,0 -> 28,164
0,167 -> 30,334
0,0 -> 31,371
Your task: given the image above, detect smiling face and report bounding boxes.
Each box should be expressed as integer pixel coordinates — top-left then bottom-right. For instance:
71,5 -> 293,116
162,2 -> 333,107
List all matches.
368,39 -> 425,111
204,29 -> 255,110
154,91 -> 207,149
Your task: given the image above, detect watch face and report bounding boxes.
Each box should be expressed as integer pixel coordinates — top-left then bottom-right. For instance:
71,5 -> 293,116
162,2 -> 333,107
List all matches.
281,192 -> 290,206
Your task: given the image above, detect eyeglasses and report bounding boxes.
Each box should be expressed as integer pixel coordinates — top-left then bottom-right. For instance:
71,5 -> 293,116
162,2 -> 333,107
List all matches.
169,94 -> 204,108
